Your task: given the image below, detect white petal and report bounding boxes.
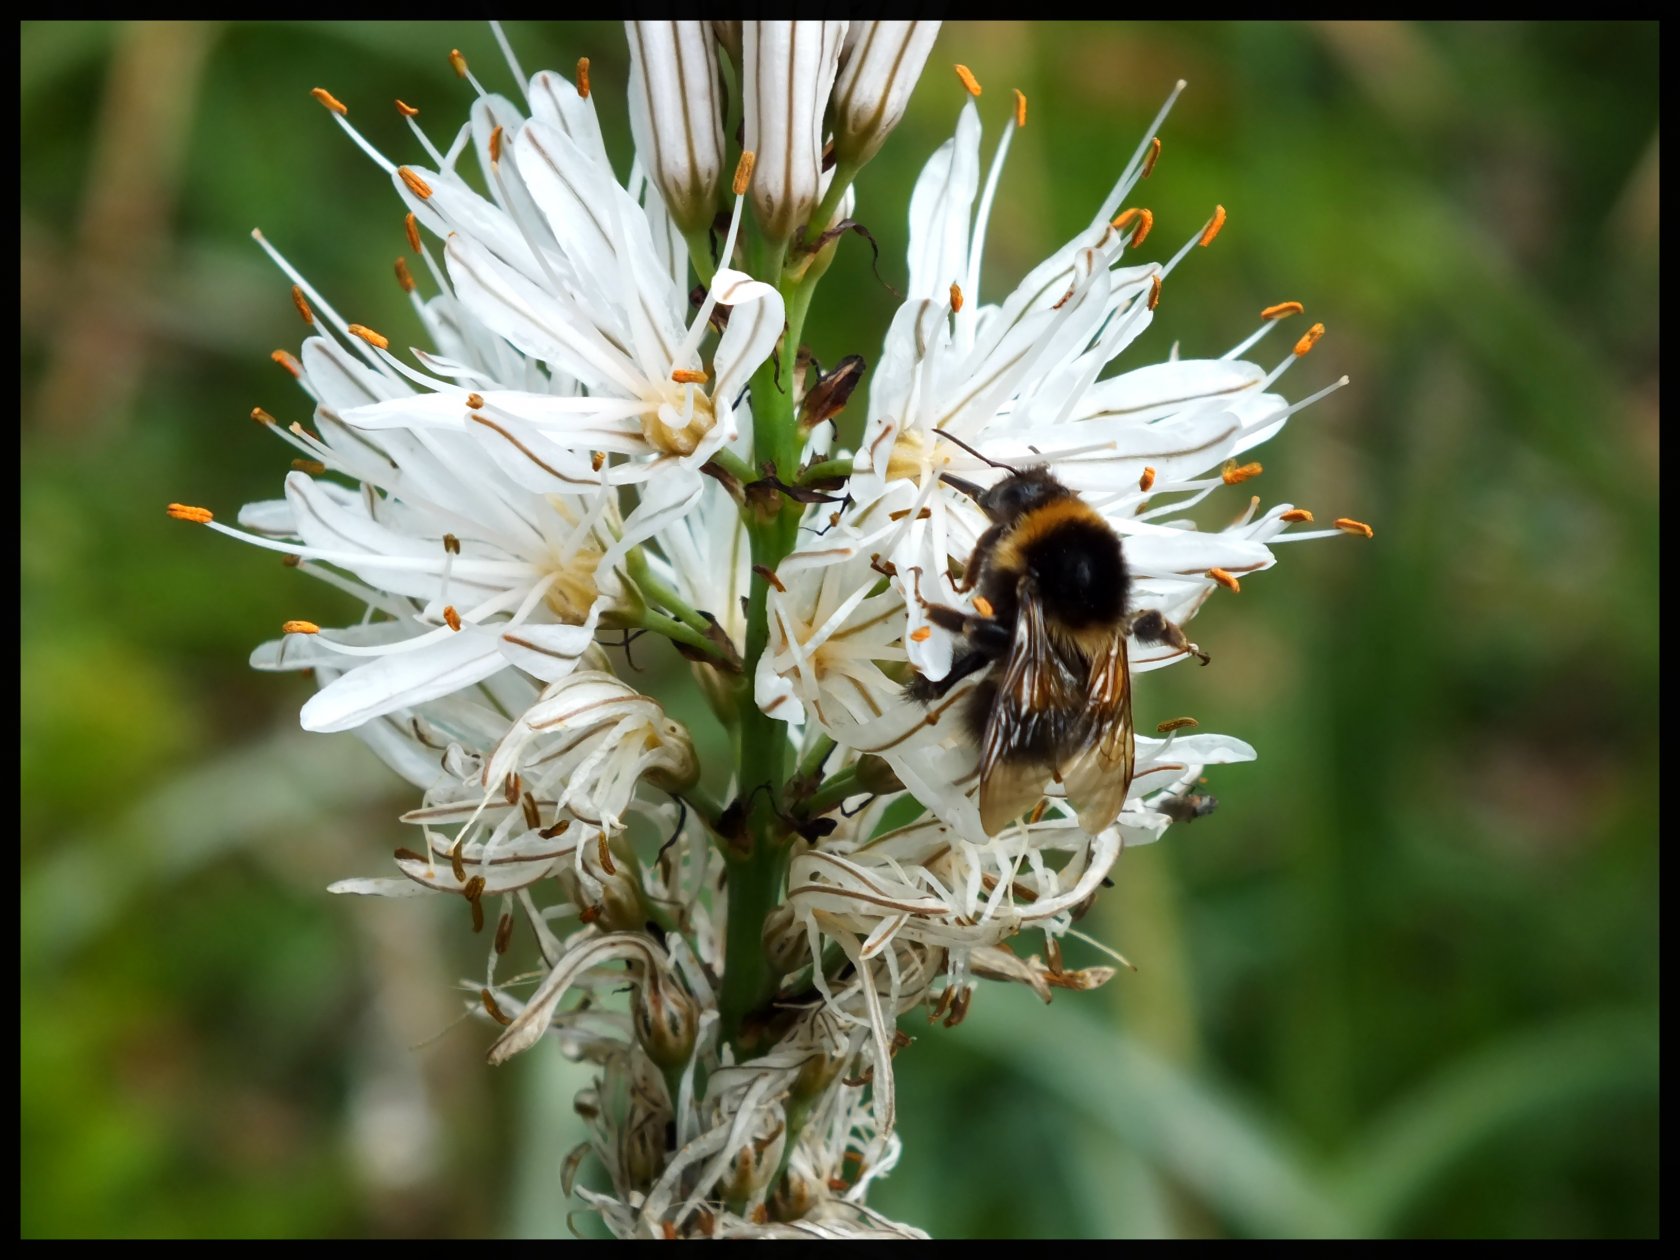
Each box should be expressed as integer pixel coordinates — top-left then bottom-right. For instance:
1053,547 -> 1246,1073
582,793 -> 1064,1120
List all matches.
300,629 -> 506,733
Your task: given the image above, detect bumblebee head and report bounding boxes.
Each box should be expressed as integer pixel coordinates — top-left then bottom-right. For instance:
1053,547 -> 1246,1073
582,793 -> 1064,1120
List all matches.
967,466 -> 1075,526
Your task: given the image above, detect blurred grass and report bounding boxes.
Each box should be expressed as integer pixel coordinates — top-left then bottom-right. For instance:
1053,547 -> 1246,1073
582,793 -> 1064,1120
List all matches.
20,20 -> 1657,1238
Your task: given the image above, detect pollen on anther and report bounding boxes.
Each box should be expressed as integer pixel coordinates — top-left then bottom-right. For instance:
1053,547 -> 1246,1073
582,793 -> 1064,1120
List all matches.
949,282 -> 964,313
395,99 -> 419,117
910,626 -> 932,642
590,451 -> 606,472
394,257 -> 416,293
972,596 -> 995,619
1129,208 -> 1155,248
1112,207 -> 1142,231
481,988 -> 512,1026
1147,274 -> 1162,310
1222,461 -> 1263,485
1013,88 -> 1027,127
954,63 -> 982,96
732,150 -> 755,196
465,393 -> 485,410
1199,204 -> 1228,247
1156,716 -> 1199,733
443,533 -> 461,554
291,458 -> 327,476
251,406 -> 277,426
310,87 -> 347,115
1142,136 -> 1162,179
404,212 -> 421,254
1280,507 -> 1314,523
1335,517 -> 1374,539
1293,322 -> 1326,356
290,285 -> 314,325
488,124 -> 504,164
282,619 -> 321,634
166,503 -> 214,524
1261,300 -> 1305,320
442,605 -> 463,632
397,166 -> 433,199
576,57 -> 591,99
448,48 -> 469,79
1139,466 -> 1157,492
671,368 -> 709,384
347,324 -> 390,350
271,349 -> 303,378
1208,567 -> 1241,593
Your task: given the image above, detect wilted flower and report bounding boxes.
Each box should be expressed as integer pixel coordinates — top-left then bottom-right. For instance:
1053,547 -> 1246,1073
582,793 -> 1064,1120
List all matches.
174,21 -> 1363,1240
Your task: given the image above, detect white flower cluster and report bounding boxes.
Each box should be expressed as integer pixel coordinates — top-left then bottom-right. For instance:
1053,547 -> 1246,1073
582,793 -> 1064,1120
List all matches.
172,20 -> 1356,1239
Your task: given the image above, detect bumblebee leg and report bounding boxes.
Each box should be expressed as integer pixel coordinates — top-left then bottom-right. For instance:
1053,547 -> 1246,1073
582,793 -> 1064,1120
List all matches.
1128,608 -> 1210,665
922,603 -> 1012,655
905,648 -> 993,703
955,526 -> 1001,593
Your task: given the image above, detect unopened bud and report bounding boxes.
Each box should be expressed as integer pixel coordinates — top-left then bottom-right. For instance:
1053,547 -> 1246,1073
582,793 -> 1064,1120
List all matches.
762,903 -> 811,975
632,972 -> 700,1070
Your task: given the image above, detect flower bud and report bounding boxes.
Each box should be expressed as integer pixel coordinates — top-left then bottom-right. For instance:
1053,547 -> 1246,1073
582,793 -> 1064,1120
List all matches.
831,21 -> 942,170
632,971 -> 699,1070
762,902 -> 811,975
625,22 -> 726,236
741,21 -> 847,244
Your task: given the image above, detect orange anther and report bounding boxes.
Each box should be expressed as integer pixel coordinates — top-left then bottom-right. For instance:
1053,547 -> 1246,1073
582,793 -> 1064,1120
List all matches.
310,87 -> 347,115
972,596 -> 995,619
494,912 -> 514,955
1208,567 -> 1241,593
732,150 -> 755,196
1139,466 -> 1156,491
480,988 -> 512,1025
448,48 -> 468,79
1147,273 -> 1162,310
1334,517 -> 1374,539
1013,88 -> 1027,128
671,368 -> 709,384
165,503 -> 214,523
576,57 -> 591,99
281,619 -> 321,634
1129,208 -> 1154,248
1280,508 -> 1314,523
1156,716 -> 1199,733
1112,207 -> 1142,231
394,257 -> 416,293
404,211 -> 421,254
395,99 -> 420,117
443,605 -> 462,631
954,63 -> 982,96
271,349 -> 302,377
910,626 -> 932,642
590,451 -> 606,472
1261,300 -> 1304,320
449,843 -> 466,883
251,407 -> 277,426
488,124 -> 503,164
1199,204 -> 1227,247
949,282 -> 964,313
443,533 -> 461,554
465,392 -> 485,410
347,324 -> 390,350
290,284 -> 314,325
1293,322 -> 1326,356
1142,136 -> 1162,179
290,458 -> 326,476
397,166 -> 433,199
1222,461 -> 1263,485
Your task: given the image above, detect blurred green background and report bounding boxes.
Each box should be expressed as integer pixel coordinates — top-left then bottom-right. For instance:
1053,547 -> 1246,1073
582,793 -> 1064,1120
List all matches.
20,20 -> 1657,1239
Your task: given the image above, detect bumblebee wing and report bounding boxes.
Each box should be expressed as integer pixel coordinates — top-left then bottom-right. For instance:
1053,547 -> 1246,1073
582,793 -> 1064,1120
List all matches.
977,581 -> 1066,836
1058,630 -> 1135,834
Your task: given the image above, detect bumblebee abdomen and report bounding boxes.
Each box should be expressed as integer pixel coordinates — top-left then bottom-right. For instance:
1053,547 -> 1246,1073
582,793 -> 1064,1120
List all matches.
1014,514 -> 1127,630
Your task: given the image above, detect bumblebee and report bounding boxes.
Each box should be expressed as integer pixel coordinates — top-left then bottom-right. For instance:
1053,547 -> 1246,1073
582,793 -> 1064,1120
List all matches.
907,462 -> 1207,836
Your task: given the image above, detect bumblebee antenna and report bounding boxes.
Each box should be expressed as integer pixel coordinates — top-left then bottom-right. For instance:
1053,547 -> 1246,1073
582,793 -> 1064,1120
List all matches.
933,428 -> 1020,473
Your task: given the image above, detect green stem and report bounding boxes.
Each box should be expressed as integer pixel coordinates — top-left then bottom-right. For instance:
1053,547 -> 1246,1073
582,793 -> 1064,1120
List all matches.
709,446 -> 759,486
798,766 -> 864,819
627,549 -> 715,638
794,734 -> 837,785
638,609 -> 731,663
798,457 -> 855,485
